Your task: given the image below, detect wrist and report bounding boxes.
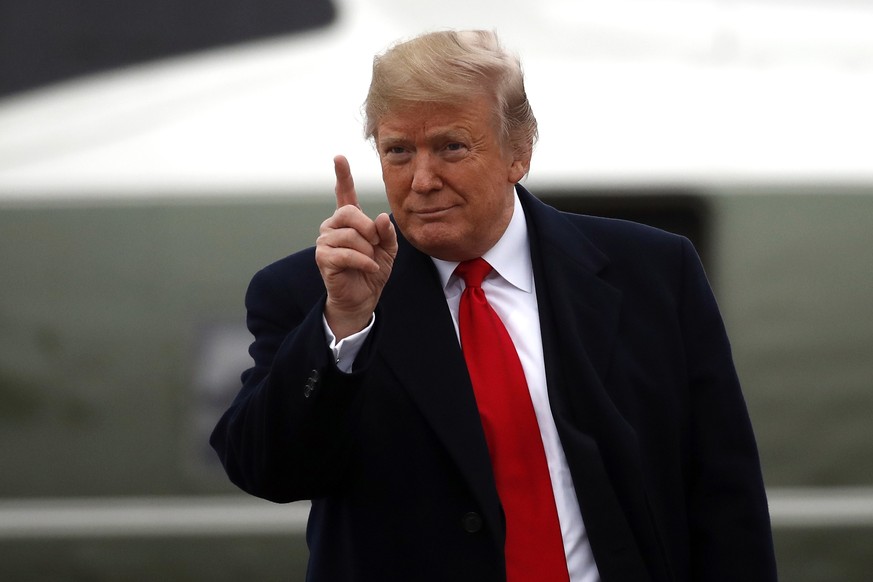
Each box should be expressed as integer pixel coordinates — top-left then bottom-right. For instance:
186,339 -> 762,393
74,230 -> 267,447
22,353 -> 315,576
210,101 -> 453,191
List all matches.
324,302 -> 374,341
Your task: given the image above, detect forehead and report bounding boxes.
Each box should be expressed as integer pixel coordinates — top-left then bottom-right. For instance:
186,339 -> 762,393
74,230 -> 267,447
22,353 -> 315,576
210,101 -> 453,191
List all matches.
375,95 -> 498,140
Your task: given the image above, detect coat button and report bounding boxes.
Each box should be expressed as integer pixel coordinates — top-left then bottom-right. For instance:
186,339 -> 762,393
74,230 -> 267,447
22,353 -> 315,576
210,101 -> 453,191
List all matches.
462,512 -> 483,533
303,369 -> 319,398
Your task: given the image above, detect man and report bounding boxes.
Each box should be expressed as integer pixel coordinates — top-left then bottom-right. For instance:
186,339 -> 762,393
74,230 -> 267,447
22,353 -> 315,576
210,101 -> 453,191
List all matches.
211,30 -> 777,581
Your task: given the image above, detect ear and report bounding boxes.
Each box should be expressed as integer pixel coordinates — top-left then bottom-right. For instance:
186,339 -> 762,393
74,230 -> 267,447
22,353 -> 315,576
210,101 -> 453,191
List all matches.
508,154 -> 531,183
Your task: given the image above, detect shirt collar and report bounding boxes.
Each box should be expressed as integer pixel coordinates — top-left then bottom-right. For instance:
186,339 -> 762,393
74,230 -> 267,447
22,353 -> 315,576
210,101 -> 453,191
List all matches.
431,189 -> 532,293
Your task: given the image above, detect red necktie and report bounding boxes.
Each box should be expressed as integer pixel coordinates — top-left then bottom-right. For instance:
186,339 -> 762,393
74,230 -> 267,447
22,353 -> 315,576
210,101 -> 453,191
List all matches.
455,258 -> 570,582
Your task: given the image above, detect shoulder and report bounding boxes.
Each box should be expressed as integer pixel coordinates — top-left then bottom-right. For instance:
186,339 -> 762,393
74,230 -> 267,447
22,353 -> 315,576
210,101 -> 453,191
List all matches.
531,194 -> 694,275
568,213 -> 699,300
519,185 -> 691,269
245,246 -> 325,317
256,246 -> 319,283
567,212 -> 691,266
526,197 -> 706,309
569,211 -> 683,245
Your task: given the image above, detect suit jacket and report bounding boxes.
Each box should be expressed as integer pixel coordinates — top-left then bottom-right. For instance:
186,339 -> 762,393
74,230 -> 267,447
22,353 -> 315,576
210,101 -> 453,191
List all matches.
211,185 -> 777,582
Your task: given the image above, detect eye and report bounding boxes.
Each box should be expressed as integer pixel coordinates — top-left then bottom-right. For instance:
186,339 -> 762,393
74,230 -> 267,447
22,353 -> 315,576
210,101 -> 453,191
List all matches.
378,141 -> 409,155
380,144 -> 412,165
381,145 -> 407,156
442,142 -> 468,158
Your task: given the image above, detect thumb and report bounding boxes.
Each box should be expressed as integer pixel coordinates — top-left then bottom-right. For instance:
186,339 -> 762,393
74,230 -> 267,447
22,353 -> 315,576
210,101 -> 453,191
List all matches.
375,213 -> 398,256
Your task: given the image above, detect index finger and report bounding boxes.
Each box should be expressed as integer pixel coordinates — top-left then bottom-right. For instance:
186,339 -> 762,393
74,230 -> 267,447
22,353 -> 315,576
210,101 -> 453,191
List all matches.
333,155 -> 360,209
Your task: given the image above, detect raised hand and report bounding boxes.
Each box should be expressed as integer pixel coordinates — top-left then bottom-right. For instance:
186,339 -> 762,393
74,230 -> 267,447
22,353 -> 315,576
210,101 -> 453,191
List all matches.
315,155 -> 398,340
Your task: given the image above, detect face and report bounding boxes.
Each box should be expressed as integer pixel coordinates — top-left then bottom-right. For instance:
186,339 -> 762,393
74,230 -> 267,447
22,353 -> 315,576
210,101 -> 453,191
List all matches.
375,94 -> 529,261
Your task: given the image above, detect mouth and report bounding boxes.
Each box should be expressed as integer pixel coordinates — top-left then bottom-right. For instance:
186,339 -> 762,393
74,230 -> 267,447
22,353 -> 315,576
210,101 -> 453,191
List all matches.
413,205 -> 457,219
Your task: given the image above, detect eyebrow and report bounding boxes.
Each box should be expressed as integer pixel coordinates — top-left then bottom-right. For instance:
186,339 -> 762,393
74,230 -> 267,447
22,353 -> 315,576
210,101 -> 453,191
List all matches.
378,127 -> 472,148
376,135 -> 407,148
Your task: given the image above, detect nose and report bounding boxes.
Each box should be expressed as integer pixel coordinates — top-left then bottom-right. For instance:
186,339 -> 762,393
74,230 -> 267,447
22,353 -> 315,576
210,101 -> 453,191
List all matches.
411,153 -> 443,193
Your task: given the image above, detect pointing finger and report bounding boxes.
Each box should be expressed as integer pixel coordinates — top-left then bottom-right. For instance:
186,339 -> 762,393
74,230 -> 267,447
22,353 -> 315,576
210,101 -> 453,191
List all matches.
334,155 -> 360,209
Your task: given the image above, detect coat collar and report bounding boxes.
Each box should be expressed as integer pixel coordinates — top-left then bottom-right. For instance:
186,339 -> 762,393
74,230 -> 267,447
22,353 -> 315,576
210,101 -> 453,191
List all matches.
516,184 -> 621,383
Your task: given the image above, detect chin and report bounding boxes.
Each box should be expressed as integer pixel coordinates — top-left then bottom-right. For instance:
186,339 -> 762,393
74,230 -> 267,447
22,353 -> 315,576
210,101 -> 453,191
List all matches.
407,233 -> 462,261
414,239 -> 479,262
402,222 -> 484,261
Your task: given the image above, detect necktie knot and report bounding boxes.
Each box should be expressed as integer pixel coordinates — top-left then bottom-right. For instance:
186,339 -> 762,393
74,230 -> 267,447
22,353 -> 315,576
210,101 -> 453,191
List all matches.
454,258 -> 492,289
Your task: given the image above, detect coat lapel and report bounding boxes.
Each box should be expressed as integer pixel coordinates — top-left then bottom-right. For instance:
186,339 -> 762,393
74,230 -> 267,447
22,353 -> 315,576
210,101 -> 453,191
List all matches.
375,231 -> 504,551
519,186 -> 665,581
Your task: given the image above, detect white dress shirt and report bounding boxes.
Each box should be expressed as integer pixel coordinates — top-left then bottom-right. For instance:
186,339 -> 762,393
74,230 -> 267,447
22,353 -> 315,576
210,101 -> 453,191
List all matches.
326,192 -> 600,582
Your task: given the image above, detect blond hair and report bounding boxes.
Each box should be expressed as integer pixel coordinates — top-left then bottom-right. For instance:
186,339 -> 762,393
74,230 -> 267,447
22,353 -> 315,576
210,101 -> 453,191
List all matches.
364,30 -> 538,160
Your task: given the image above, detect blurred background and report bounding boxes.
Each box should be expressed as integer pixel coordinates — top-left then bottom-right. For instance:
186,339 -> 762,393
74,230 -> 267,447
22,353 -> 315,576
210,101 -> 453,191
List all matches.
1,0 -> 872,580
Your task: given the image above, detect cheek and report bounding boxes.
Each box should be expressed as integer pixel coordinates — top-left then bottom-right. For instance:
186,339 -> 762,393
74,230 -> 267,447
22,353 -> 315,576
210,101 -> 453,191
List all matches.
384,191 -> 405,218
381,169 -> 407,206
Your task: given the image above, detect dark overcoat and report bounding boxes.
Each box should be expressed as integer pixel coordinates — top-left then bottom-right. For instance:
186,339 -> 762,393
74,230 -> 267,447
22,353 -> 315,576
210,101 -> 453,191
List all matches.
211,185 -> 777,581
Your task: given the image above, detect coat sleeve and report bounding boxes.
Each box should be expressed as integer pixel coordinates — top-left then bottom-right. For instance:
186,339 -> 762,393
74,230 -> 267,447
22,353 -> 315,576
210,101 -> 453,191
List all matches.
209,258 -> 369,503
678,237 -> 778,581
